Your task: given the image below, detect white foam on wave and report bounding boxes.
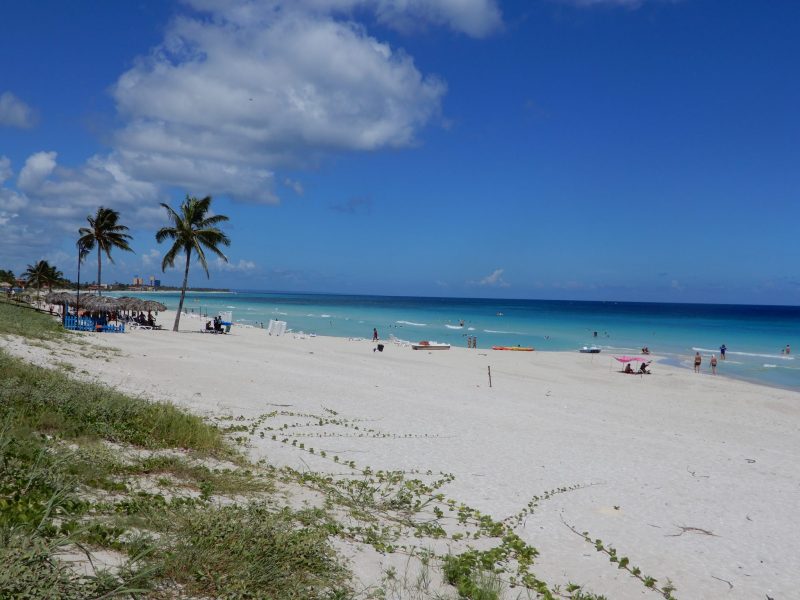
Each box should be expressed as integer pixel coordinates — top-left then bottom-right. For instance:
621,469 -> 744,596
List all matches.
764,364 -> 777,368
320,314 -> 331,318
467,327 -> 476,331
444,324 -> 463,329
226,305 -> 236,309
396,320 -> 426,327
484,329 -> 523,335
692,347 -> 794,360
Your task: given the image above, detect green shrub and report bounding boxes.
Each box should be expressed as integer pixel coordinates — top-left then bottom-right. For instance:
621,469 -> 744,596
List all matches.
0,350 -> 225,454
152,503 -> 348,598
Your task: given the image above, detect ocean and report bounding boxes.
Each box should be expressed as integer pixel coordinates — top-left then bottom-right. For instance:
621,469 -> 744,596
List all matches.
114,291 -> 800,391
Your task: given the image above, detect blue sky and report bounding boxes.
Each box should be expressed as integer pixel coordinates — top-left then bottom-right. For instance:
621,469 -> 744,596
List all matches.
1,0 -> 798,304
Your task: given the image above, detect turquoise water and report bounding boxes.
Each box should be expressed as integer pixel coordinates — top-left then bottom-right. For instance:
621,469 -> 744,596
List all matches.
114,291 -> 800,391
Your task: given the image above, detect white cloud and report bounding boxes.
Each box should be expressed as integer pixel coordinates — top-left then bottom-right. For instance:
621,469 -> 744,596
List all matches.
2,0 -> 499,269
0,92 -> 37,128
110,7 -> 446,203
185,0 -> 502,38
141,249 -> 161,266
16,152 -> 161,230
0,156 -> 11,184
474,268 -> 509,287
215,257 -> 257,272
284,178 -> 305,196
17,151 -> 57,192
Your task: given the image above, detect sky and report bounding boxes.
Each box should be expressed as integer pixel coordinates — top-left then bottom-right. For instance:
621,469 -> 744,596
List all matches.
1,0 -> 798,304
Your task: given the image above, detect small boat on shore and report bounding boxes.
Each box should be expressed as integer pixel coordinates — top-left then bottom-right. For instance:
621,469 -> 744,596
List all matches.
492,346 -> 534,351
412,340 -> 451,350
580,346 -> 601,353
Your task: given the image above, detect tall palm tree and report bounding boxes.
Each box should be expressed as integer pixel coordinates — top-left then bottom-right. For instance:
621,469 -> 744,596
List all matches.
24,260 -> 59,304
156,195 -> 230,332
77,207 -> 133,295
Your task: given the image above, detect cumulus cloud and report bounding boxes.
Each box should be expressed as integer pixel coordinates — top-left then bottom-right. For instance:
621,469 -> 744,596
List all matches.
0,156 -> 12,184
185,0 -> 502,38
473,268 -> 509,287
110,6 -> 446,203
0,92 -> 37,128
7,151 -> 162,235
17,151 -> 57,192
141,248 -> 161,266
2,0 -> 499,269
215,257 -> 257,272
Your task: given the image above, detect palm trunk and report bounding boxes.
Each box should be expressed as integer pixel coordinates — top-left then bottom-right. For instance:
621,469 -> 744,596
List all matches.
97,249 -> 102,296
172,249 -> 192,332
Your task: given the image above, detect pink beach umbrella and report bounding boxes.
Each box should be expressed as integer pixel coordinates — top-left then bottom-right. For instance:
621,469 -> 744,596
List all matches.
614,356 -> 645,363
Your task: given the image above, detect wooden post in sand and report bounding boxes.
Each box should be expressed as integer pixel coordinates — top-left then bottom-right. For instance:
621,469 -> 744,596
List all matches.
488,366 -> 492,388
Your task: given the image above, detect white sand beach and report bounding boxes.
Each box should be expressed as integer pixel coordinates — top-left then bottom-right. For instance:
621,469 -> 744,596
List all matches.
5,310 -> 799,599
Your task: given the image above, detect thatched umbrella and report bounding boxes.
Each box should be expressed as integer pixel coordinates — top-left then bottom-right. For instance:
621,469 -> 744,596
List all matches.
45,292 -> 78,305
142,299 -> 167,312
115,297 -> 143,312
80,295 -> 118,312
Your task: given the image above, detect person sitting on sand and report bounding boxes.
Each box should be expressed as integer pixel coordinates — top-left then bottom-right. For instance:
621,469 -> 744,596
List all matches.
624,363 -> 634,374
694,352 -> 702,373
639,361 -> 651,374
205,320 -> 214,331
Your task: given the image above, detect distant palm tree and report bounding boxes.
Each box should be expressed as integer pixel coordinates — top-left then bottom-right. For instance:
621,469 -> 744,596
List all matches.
45,264 -> 64,291
156,195 -> 230,332
0,269 -> 15,285
24,260 -> 60,304
77,207 -> 133,295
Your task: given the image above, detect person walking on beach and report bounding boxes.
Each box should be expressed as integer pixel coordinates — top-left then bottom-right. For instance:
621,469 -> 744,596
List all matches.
710,354 -> 718,375
372,328 -> 379,342
719,344 -> 727,360
694,352 -> 702,373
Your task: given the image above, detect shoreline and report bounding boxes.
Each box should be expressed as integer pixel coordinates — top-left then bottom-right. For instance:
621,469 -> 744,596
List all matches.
3,308 -> 799,597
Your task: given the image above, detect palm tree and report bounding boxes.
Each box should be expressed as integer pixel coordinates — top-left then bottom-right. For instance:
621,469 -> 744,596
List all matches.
0,269 -> 15,285
156,195 -> 230,332
77,207 -> 134,295
24,260 -> 60,304
45,263 -> 64,291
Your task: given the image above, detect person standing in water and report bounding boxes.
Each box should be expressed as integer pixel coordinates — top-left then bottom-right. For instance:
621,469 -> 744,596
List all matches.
710,354 -> 718,375
694,352 -> 702,373
719,344 -> 727,360
373,328 -> 379,341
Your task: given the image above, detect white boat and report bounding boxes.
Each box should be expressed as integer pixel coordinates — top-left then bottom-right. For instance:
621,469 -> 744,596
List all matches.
579,345 -> 601,354
412,340 -> 451,350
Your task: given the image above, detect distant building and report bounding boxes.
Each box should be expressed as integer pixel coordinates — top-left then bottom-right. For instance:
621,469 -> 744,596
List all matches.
132,276 -> 144,286
149,276 -> 161,288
